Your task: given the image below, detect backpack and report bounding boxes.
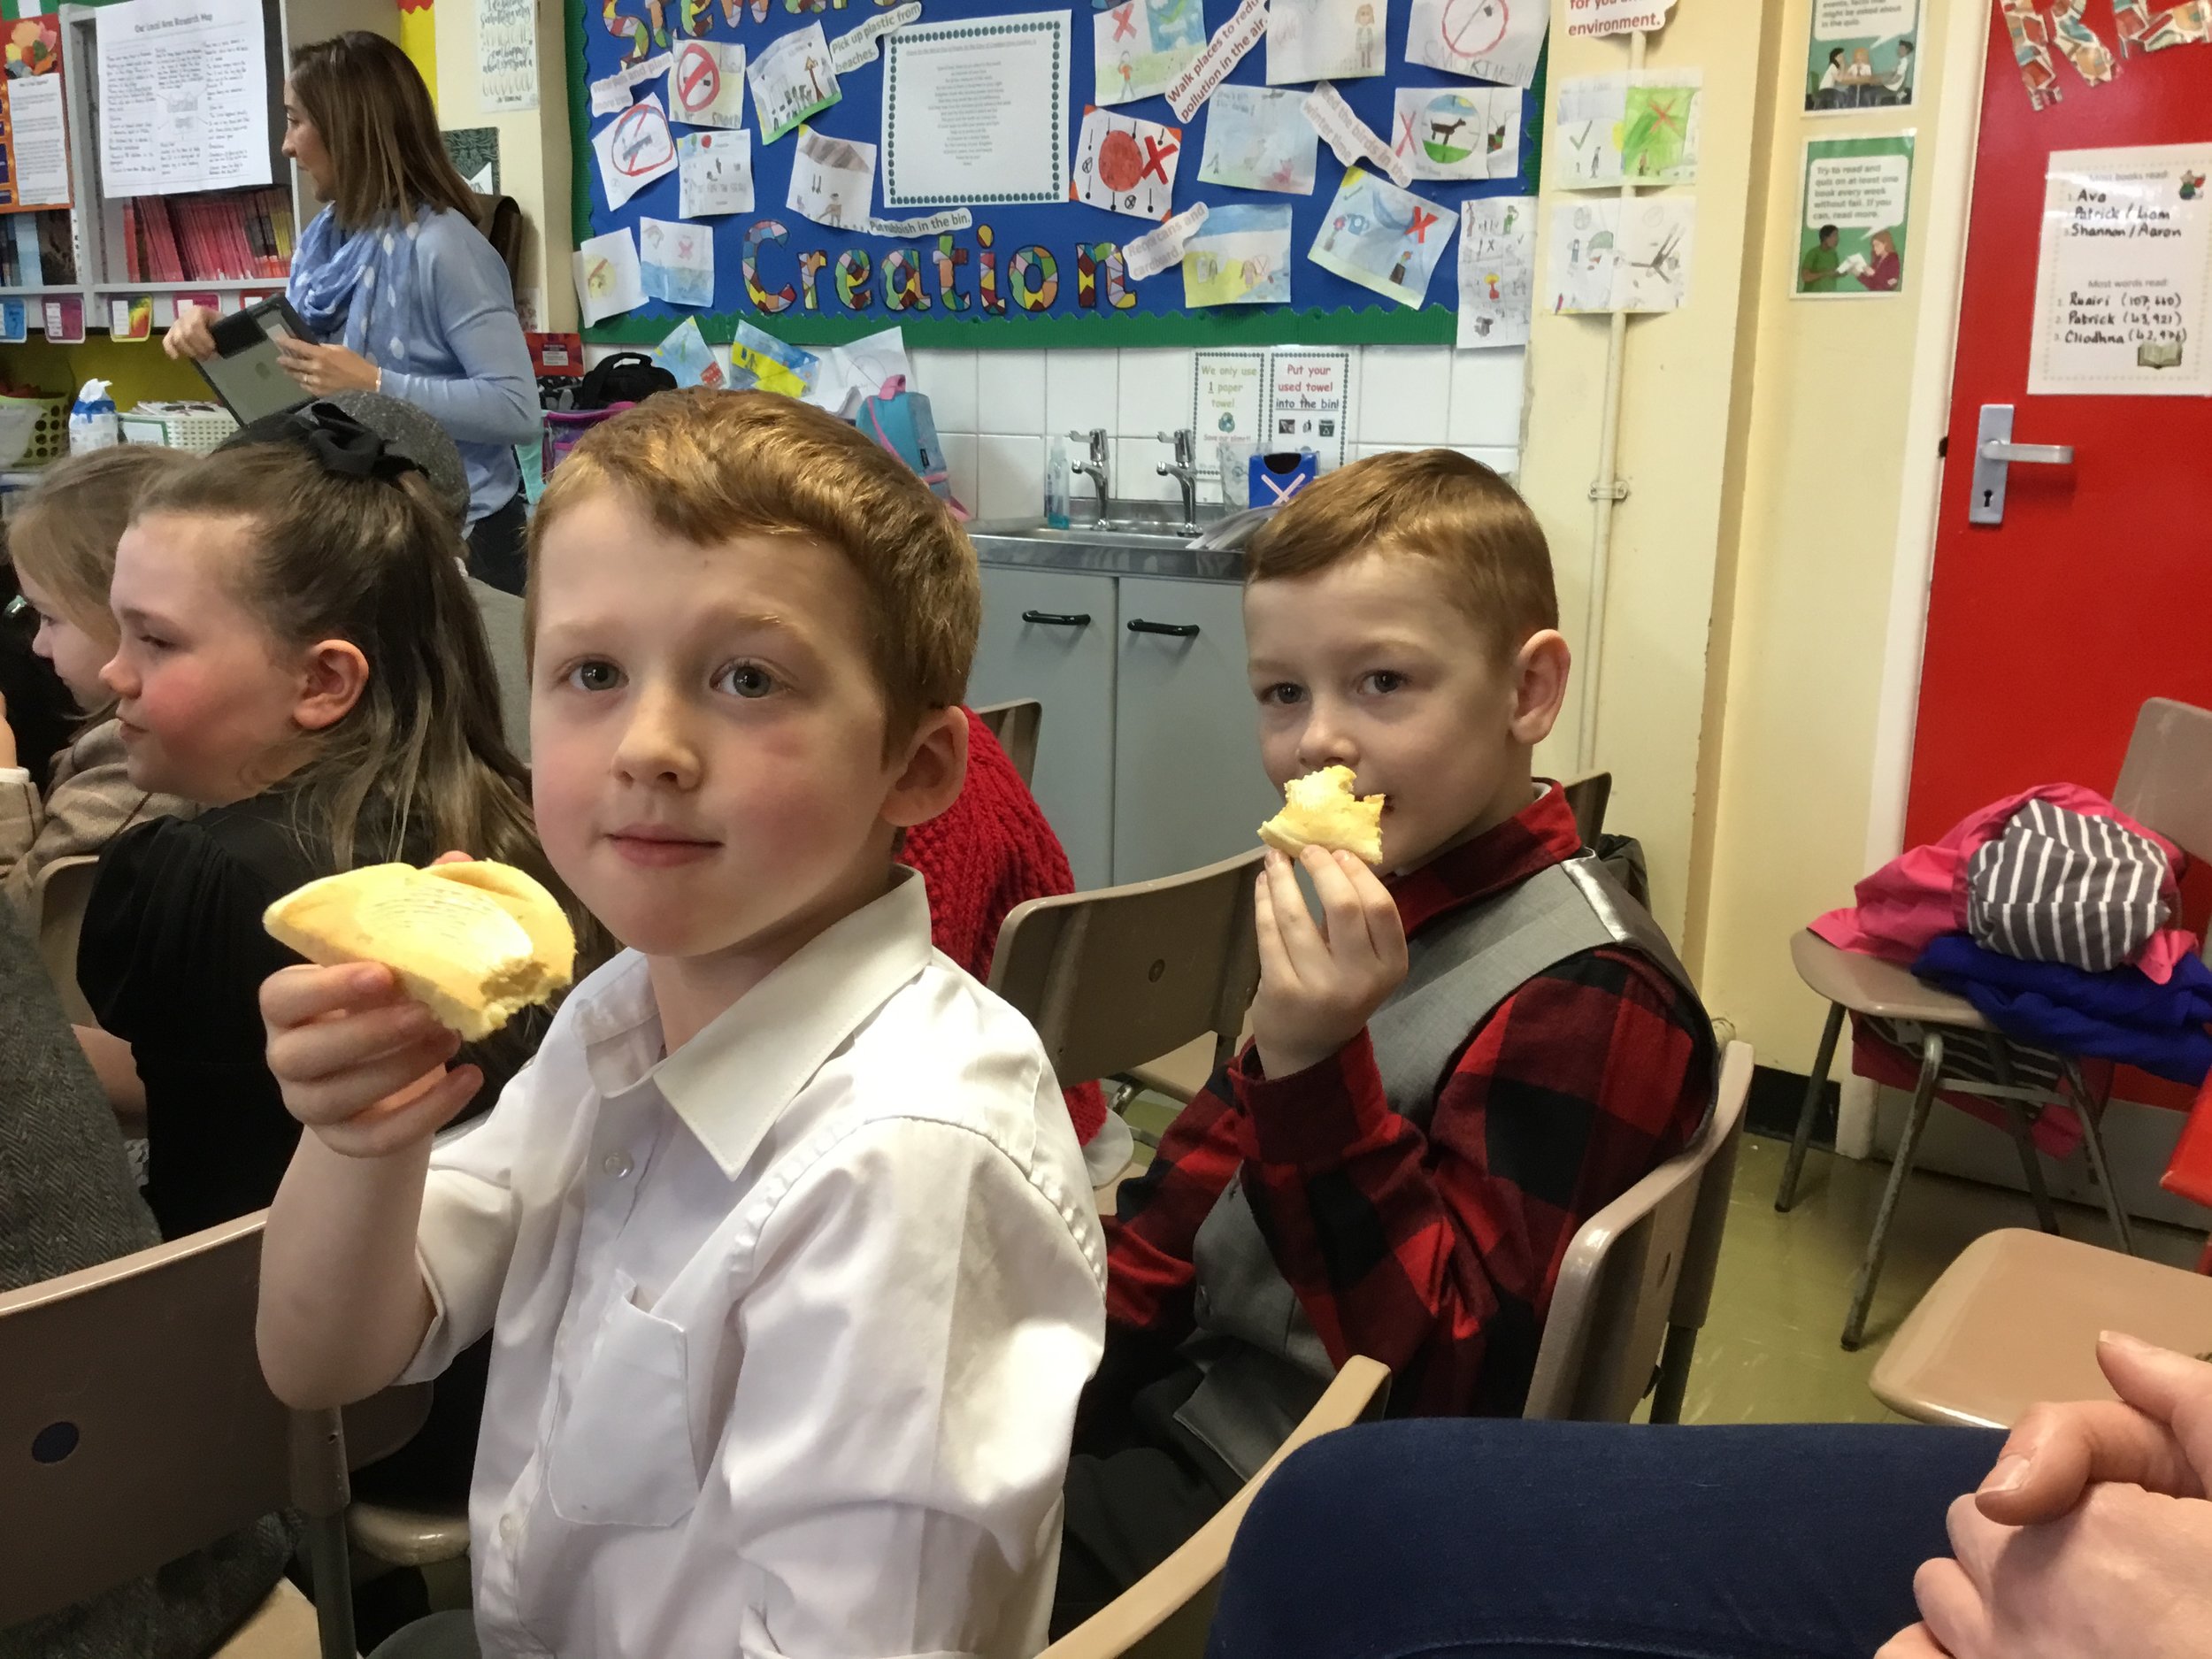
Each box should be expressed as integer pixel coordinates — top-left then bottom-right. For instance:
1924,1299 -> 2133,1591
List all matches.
574,350 -> 676,411
856,377 -> 965,517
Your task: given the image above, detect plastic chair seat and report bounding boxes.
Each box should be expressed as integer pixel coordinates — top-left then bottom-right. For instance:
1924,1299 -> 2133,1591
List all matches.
347,1501 -> 471,1570
1870,1227 -> 2212,1427
1790,930 -> 1989,1032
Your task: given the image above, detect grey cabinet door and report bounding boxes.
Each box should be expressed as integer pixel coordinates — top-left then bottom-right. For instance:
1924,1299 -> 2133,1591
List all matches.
971,567 -> 1118,890
1112,577 -> 1279,886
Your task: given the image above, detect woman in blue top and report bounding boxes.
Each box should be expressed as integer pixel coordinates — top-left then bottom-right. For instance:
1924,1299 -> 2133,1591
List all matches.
164,33 -> 538,594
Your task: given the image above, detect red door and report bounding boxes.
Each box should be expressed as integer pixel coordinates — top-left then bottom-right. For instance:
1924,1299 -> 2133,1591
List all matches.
1909,15 -> 2212,849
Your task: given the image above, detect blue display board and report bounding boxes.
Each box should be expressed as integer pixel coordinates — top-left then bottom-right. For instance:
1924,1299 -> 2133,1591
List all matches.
569,0 -> 1544,347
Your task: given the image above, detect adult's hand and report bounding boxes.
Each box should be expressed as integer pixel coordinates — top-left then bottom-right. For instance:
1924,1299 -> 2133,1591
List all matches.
163,303 -> 219,362
275,335 -> 381,399
1878,1335 -> 2212,1659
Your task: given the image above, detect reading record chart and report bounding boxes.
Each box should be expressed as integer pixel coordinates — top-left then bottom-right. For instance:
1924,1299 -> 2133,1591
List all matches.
569,0 -> 1548,345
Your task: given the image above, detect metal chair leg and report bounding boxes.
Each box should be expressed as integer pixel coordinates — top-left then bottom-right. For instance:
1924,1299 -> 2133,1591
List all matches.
2062,1058 -> 2137,1256
1843,1032 -> 1943,1351
1778,1001 -> 1847,1212
1647,1323 -> 1698,1425
1998,1098 -> 2062,1233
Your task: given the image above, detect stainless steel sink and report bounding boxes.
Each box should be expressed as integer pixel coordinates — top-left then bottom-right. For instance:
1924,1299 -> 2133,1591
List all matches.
970,518 -> 1202,550
964,502 -> 1274,581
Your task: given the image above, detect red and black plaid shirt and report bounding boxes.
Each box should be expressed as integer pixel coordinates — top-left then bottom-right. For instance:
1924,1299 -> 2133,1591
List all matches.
1102,783 -> 1713,1418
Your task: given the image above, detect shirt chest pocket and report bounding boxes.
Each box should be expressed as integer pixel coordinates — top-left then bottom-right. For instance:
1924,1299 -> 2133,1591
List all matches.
546,1278 -> 701,1529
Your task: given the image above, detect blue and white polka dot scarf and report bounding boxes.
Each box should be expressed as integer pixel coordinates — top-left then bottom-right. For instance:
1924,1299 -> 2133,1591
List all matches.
288,204 -> 429,372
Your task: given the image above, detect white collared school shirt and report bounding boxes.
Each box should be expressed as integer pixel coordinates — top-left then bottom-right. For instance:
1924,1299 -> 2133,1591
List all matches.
401,871 -> 1107,1658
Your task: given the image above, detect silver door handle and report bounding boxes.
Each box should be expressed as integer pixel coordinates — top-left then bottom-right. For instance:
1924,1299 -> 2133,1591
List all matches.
1969,404 -> 2074,526
1978,440 -> 2074,465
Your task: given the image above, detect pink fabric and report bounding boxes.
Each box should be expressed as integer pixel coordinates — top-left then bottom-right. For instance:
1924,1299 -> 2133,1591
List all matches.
1810,783 -> 2199,985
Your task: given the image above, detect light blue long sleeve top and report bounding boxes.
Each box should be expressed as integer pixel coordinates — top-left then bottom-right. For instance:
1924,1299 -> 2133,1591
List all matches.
306,208 -> 538,526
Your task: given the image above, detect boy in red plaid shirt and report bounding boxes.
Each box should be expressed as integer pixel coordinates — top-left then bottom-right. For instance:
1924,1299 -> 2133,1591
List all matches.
1054,450 -> 1715,1632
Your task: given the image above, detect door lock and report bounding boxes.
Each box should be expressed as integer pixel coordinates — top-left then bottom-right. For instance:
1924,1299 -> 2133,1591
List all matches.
1969,403 -> 2075,526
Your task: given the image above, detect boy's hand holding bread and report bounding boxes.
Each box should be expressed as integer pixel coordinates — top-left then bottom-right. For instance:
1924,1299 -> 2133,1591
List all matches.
260,856 -> 572,1158
1250,770 -> 1408,1080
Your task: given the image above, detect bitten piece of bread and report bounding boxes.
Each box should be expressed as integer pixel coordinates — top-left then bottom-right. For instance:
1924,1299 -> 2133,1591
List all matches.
1257,765 -> 1386,865
264,861 -> 576,1041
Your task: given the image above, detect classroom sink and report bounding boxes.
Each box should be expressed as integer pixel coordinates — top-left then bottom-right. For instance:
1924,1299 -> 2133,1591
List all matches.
965,503 -> 1270,582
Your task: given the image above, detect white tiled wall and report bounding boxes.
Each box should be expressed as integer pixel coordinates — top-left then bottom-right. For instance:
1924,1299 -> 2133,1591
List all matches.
910,344 -> 1525,521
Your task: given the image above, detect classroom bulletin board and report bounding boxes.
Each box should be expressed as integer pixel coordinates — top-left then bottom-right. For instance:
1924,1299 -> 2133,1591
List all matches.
568,0 -> 1547,348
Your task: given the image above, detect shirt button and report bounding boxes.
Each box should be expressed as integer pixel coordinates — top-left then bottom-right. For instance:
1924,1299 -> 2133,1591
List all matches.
499,1513 -> 518,1546
603,1152 -> 634,1179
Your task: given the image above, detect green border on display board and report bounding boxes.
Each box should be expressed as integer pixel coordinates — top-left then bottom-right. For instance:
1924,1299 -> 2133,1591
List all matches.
564,0 -> 1522,350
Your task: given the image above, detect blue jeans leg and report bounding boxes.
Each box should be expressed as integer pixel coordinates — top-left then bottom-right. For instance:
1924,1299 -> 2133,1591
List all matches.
1208,1419 -> 2006,1659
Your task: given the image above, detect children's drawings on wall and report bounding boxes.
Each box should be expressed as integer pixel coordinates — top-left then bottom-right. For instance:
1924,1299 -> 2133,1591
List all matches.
749,22 -> 841,143
1302,80 -> 1410,187
829,0 -> 923,72
1197,85 -> 1319,194
1393,87 -> 1487,181
1125,202 -> 1210,278
1547,196 -> 1693,314
788,124 -> 877,228
1071,106 -> 1185,219
1309,166 -> 1455,307
729,319 -> 821,394
678,129 -> 756,217
1455,194 -> 1532,348
1555,71 -> 1699,188
1184,203 -> 1293,303
1094,0 -> 1208,106
640,215 -> 717,305
1166,0 -> 1271,119
1267,0 -> 1386,85
593,94 -> 678,209
573,226 -> 646,324
669,37 -> 749,128
1405,0 -> 1548,88
652,315 -> 727,388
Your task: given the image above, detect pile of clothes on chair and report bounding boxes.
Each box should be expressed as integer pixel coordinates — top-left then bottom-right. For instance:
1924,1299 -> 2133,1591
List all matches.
1813,787 -> 2210,1156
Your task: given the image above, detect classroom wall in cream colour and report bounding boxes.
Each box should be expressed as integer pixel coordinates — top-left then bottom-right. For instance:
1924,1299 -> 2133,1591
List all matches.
432,0 -> 579,332
1687,0 -> 1962,1077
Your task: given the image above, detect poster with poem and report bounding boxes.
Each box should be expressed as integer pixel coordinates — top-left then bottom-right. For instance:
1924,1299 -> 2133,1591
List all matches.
477,0 -> 541,114
97,0 -> 272,197
2030,143 -> 2212,396
881,12 -> 1071,207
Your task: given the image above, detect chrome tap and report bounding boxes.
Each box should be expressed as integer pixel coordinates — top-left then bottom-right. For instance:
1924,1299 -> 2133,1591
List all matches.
1067,428 -> 1110,521
1156,428 -> 1200,531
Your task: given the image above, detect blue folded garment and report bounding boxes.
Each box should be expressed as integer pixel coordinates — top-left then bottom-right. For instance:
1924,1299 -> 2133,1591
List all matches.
1913,933 -> 2212,1085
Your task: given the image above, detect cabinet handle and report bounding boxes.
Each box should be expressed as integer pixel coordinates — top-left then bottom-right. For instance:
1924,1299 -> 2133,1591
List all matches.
1021,610 -> 1092,626
1126,618 -> 1201,638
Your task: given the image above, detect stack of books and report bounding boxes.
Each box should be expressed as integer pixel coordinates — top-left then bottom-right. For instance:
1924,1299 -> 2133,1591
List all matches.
120,188 -> 295,283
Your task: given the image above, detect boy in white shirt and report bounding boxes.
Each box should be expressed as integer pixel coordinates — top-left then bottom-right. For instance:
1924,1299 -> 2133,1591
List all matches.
253,390 -> 1108,1659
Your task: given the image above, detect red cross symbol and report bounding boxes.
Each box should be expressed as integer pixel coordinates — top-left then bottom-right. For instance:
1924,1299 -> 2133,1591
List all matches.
1396,109 -> 1416,152
1408,206 -> 1440,242
1111,2 -> 1137,38
1140,133 -> 1179,183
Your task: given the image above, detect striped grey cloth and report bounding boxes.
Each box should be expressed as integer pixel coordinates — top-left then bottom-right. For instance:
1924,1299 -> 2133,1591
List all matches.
1965,798 -> 2171,973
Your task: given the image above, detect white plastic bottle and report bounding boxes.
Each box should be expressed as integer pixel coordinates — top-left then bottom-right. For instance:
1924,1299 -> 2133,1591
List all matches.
1044,435 -> 1072,528
68,379 -> 119,455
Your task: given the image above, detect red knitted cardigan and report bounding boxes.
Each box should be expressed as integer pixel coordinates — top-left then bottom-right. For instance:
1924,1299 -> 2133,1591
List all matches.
897,709 -> 1108,1144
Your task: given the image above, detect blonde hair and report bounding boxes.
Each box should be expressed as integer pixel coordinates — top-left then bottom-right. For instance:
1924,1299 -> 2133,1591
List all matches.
529,389 -> 981,749
289,32 -> 477,231
1244,449 -> 1557,656
10,445 -> 198,645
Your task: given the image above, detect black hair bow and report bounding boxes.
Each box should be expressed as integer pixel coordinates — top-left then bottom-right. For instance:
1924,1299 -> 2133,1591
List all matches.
294,402 -> 425,485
